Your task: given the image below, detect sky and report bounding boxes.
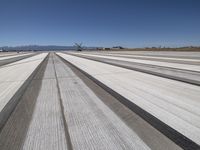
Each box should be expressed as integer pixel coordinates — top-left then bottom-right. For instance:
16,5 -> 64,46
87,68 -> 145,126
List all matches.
0,0 -> 200,48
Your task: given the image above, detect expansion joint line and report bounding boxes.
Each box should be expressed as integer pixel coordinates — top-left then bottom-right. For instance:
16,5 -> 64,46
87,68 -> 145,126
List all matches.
52,53 -> 73,150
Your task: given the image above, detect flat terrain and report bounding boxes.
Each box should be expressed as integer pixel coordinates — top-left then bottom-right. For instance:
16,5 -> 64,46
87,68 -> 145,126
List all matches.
0,51 -> 200,150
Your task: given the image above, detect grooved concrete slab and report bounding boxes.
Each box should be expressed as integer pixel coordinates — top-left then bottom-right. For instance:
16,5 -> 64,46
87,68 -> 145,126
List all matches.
68,52 -> 200,85
55,56 -> 150,150
0,53 -> 32,61
22,55 -> 68,150
57,52 -> 200,146
71,52 -> 200,72
0,53 -> 48,113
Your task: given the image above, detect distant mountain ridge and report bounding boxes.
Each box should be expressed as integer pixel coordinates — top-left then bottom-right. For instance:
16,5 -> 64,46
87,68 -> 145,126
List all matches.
0,45 -> 76,51
0,45 -> 98,51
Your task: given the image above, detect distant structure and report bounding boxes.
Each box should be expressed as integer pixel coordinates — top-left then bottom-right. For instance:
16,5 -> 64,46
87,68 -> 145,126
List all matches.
102,46 -> 124,50
103,48 -> 111,50
112,46 -> 124,49
96,47 -> 104,50
74,43 -> 83,51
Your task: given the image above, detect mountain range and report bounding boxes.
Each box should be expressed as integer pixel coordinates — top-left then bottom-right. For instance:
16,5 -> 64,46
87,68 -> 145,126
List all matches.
0,45 -> 98,51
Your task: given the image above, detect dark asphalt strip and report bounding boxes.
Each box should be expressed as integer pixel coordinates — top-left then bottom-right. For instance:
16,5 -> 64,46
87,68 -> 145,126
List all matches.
57,54 -> 200,150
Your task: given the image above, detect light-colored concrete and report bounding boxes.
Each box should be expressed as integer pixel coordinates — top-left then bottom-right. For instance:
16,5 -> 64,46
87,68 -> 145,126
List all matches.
22,54 -> 68,150
0,52 -> 21,57
0,55 -> 48,150
0,53 -> 36,67
55,56 -> 151,150
1,52 -> 199,149
0,53 -> 33,61
1,53 -> 181,150
0,53 -> 48,113
57,52 -> 200,145
68,52 -> 200,85
80,51 -> 200,62
86,51 -> 200,59
85,53 -> 200,64
53,54 -> 182,150
69,52 -> 200,72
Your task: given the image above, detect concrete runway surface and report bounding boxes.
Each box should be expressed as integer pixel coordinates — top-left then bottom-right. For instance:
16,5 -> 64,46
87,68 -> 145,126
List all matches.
0,52 -> 28,57
68,52 -> 200,86
0,51 -> 200,150
0,53 -> 36,66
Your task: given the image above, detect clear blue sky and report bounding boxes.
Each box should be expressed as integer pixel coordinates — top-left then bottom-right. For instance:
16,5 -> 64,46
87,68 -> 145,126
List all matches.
1,0 -> 200,47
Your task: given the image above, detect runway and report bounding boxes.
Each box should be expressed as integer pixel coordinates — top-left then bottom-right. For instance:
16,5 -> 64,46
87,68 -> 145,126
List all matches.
67,52 -> 200,85
0,51 -> 199,150
0,53 -> 36,66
